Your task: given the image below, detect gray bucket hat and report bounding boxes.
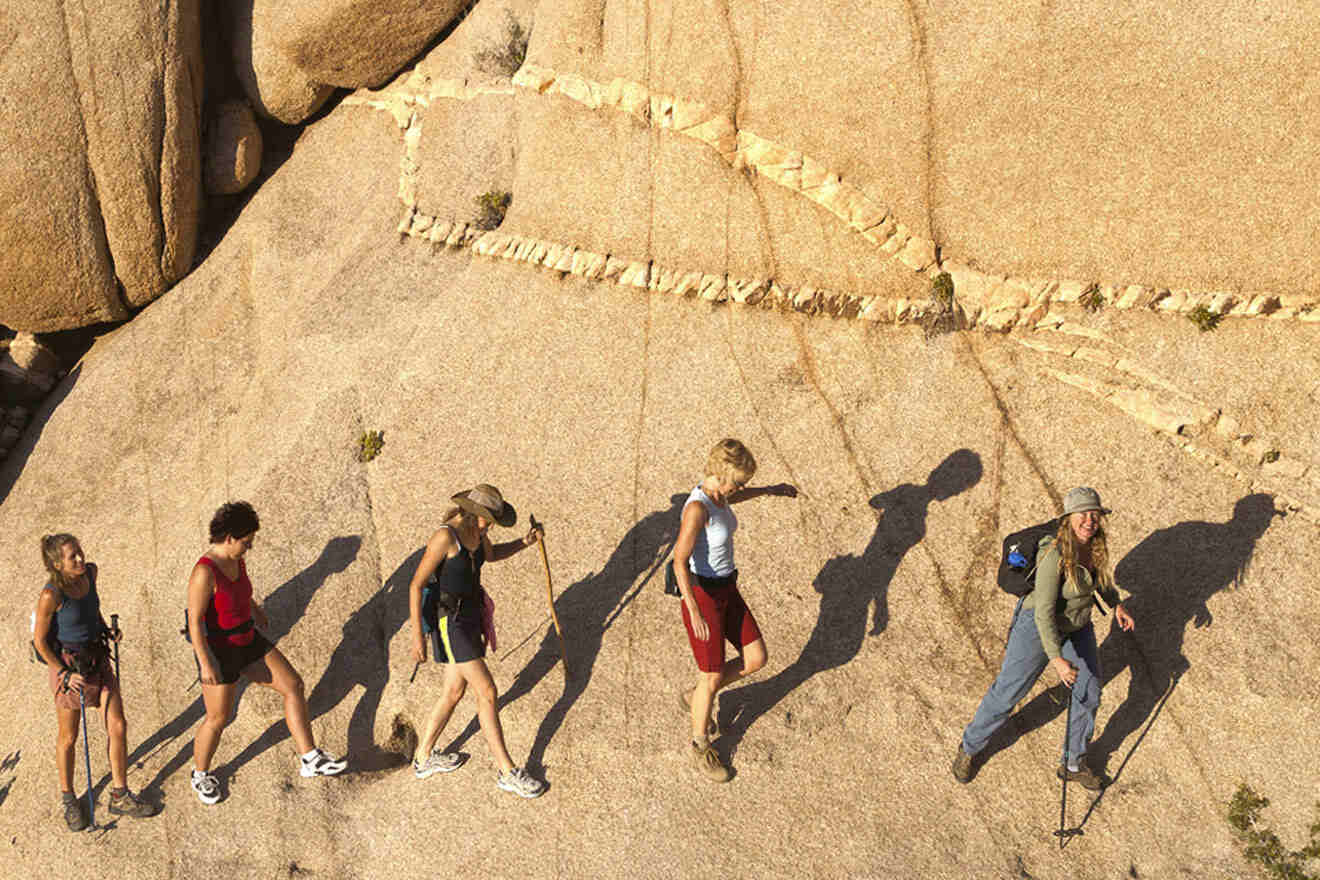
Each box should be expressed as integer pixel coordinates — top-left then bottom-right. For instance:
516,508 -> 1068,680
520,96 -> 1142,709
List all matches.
1062,486 -> 1110,516
451,484 -> 517,527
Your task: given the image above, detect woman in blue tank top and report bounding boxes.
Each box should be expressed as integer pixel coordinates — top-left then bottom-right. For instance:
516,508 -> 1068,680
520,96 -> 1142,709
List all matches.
672,439 -> 798,782
32,534 -> 156,830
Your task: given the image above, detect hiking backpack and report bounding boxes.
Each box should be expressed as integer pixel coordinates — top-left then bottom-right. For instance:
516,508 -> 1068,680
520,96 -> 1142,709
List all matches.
997,520 -> 1059,596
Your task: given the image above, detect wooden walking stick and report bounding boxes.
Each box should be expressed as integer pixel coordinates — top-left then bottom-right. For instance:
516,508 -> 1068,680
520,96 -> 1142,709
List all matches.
529,514 -> 567,676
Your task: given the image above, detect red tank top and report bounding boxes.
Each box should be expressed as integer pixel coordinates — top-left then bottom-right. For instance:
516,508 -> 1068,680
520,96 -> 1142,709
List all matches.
198,556 -> 255,646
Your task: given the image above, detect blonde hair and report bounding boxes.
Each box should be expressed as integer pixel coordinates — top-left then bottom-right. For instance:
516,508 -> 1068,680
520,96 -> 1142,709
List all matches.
1054,516 -> 1113,592
40,533 -> 81,593
705,438 -> 756,485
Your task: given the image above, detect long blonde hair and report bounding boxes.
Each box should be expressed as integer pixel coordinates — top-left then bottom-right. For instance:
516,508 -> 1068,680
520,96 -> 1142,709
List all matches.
1053,518 -> 1113,592
40,533 -> 81,594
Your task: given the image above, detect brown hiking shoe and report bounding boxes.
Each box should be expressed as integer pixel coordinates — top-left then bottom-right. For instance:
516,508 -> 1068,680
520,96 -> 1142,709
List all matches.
951,746 -> 976,784
1056,763 -> 1107,791
690,741 -> 731,783
108,789 -> 158,818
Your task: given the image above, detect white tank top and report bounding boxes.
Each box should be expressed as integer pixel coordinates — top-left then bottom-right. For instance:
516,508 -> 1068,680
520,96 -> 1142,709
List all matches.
686,485 -> 737,577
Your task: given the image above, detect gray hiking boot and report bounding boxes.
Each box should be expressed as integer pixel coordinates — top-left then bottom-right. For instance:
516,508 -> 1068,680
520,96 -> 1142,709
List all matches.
108,788 -> 158,818
62,793 -> 88,832
690,741 -> 731,783
952,745 -> 976,784
413,749 -> 465,779
497,767 -> 545,799
1056,762 -> 1107,791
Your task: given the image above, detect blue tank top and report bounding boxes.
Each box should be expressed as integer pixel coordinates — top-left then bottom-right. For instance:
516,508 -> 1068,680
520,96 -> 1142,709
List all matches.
686,486 -> 737,578
47,565 -> 103,647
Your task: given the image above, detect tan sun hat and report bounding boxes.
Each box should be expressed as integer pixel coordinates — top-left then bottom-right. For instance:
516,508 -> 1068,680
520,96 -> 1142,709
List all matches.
451,484 -> 517,527
1062,486 -> 1111,516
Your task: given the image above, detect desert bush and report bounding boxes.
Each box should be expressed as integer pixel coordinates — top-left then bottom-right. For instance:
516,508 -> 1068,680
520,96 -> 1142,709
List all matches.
357,430 -> 384,463
1188,304 -> 1223,332
1227,783 -> 1320,880
473,191 -> 512,230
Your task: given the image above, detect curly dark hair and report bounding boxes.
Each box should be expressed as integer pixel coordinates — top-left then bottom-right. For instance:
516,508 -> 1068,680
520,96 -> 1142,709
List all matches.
209,501 -> 260,543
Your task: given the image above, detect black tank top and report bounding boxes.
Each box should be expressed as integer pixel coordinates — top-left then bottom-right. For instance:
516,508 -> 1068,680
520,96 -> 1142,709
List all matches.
430,525 -> 484,599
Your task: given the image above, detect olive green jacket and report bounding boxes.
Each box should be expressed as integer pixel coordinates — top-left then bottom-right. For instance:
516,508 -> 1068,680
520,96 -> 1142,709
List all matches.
1027,537 -> 1122,660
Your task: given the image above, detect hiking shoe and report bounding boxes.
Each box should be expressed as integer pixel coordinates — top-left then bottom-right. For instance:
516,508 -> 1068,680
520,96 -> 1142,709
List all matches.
108,788 -> 158,818
413,749 -> 465,779
680,689 -> 719,739
496,767 -> 545,799
300,748 -> 347,778
62,793 -> 89,831
1056,763 -> 1107,792
690,741 -> 731,783
951,746 -> 976,784
191,770 -> 221,805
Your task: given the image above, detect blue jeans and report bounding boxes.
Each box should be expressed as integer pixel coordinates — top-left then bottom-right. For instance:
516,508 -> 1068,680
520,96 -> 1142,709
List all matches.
961,598 -> 1101,764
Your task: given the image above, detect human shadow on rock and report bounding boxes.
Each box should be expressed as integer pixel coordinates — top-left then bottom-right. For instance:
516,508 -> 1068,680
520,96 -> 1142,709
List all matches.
442,495 -> 688,775
1090,493 -> 1278,771
718,449 -> 983,756
130,535 -> 360,796
976,494 -> 1278,774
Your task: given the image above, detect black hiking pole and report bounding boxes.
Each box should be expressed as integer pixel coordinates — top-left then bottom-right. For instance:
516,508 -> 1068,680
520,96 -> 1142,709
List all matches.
110,614 -> 121,683
1053,688 -> 1083,848
79,688 -> 95,830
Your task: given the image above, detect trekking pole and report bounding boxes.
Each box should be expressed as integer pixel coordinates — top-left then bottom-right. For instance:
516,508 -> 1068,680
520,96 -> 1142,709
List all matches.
79,688 -> 95,830
409,661 -> 422,684
529,515 -> 568,677
110,614 -> 121,684
1053,687 -> 1084,848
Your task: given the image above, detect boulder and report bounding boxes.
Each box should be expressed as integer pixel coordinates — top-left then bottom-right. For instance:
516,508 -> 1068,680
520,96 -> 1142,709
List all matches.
270,0 -> 474,88
230,0 -> 334,124
0,0 -> 202,331
204,100 -> 264,195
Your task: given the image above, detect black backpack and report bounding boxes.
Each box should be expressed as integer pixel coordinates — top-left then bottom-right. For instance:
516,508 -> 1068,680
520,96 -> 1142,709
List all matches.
997,520 -> 1059,596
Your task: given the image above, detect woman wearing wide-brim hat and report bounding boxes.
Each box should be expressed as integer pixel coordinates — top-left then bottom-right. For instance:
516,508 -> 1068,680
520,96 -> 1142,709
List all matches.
952,487 -> 1136,790
407,483 -> 547,798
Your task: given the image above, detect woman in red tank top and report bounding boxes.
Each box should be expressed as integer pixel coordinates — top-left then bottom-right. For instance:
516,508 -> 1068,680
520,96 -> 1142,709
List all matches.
185,501 -> 346,805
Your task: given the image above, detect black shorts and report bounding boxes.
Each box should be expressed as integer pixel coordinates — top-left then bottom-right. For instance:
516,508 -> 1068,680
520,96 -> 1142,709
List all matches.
206,632 -> 274,684
430,613 -> 485,664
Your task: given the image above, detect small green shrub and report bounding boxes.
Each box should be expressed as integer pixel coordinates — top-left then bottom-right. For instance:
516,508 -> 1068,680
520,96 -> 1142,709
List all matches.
1080,284 -> 1105,313
473,191 -> 512,230
474,10 -> 529,77
357,430 -> 385,463
922,272 -> 959,339
1263,449 -> 1281,464
1188,304 -> 1223,332
1227,783 -> 1320,880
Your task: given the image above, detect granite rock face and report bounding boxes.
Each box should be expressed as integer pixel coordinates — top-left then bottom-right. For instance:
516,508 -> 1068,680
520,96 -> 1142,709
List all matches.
0,0 -> 203,332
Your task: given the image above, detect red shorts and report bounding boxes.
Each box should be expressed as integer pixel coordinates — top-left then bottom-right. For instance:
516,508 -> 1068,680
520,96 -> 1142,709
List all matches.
48,649 -> 119,711
681,571 -> 762,673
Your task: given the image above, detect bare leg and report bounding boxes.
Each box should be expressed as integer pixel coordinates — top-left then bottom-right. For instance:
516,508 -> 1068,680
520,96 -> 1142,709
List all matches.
244,648 -> 314,754
102,690 -> 129,789
195,684 -> 238,772
459,659 -> 515,773
56,706 -> 80,793
416,664 -> 467,761
690,639 -> 767,740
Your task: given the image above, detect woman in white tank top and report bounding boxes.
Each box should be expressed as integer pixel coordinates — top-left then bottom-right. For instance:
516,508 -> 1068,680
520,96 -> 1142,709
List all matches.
671,438 -> 798,782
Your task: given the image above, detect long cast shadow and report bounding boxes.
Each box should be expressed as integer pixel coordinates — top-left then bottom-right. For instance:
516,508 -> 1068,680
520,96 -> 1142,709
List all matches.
439,495 -> 688,775
128,535 -> 360,796
717,449 -> 983,756
225,542 -> 417,776
976,493 -> 1278,774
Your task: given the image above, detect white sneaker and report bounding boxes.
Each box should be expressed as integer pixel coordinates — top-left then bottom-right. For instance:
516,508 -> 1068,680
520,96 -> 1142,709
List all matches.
413,749 -> 465,779
497,766 -> 545,799
191,770 -> 221,805
299,748 -> 347,777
